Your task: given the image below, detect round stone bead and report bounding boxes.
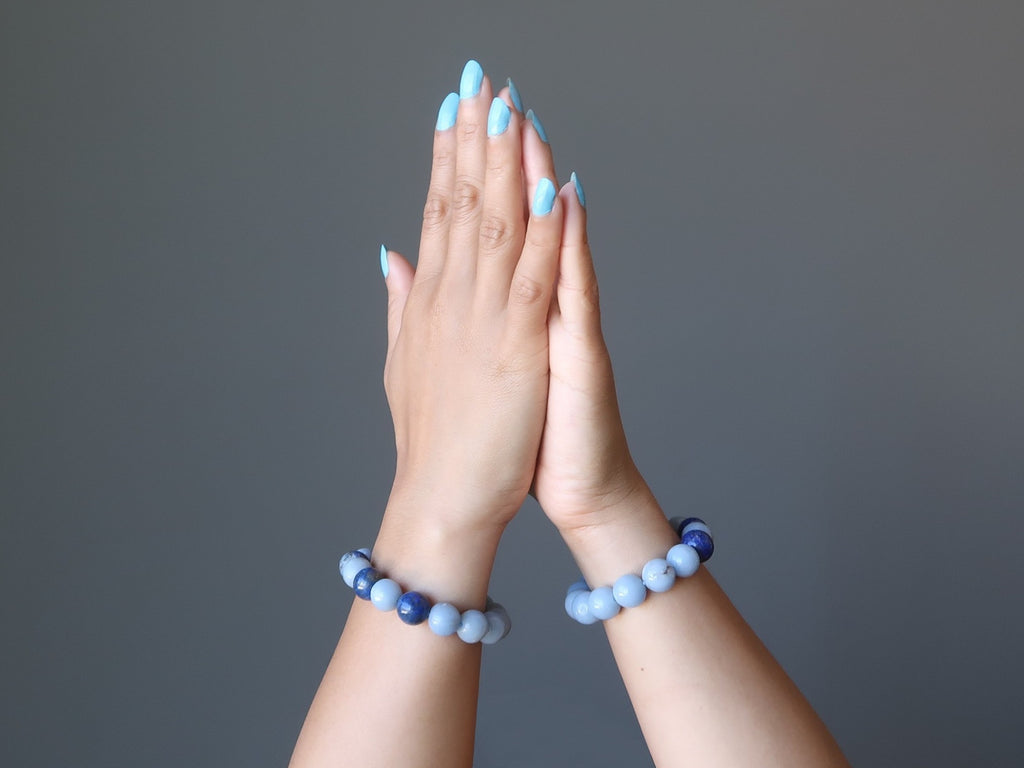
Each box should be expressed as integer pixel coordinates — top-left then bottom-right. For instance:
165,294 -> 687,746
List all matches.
352,567 -> 382,600
567,578 -> 589,595
641,558 -> 677,593
682,529 -> 715,562
588,586 -> 621,621
570,591 -> 599,625
682,520 -> 712,538
428,602 -> 461,636
341,556 -> 371,588
340,549 -> 366,568
369,578 -> 402,611
457,609 -> 489,643
357,548 -> 372,558
565,590 -> 585,618
667,542 -> 701,578
612,573 -> 647,608
488,603 -> 512,641
396,591 -> 430,625
480,610 -> 509,645
673,516 -> 705,536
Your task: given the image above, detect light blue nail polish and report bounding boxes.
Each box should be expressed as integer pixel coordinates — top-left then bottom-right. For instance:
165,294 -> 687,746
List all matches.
436,92 -> 459,131
460,59 -> 484,99
487,98 -> 511,136
533,177 -> 556,216
379,244 -> 389,278
570,171 -> 586,208
526,108 -> 549,143
506,78 -> 523,112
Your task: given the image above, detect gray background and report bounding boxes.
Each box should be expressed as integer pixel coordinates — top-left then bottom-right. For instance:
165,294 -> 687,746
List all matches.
2,1 -> 1022,766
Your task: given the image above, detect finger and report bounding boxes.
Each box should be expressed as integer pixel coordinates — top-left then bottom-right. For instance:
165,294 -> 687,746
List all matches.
444,59 -> 493,284
381,245 -> 415,372
507,177 -> 563,335
476,89 -> 526,306
522,108 -> 556,218
415,91 -> 460,284
555,172 -> 602,336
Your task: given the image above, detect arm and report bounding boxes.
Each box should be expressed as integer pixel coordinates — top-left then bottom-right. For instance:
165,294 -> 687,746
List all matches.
528,156 -> 851,766
290,62 -> 563,768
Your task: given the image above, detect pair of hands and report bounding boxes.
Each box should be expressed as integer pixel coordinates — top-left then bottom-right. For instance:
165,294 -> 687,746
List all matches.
381,61 -> 645,541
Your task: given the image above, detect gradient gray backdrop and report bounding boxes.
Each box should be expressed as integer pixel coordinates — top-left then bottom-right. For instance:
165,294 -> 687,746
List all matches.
3,2 -> 1023,766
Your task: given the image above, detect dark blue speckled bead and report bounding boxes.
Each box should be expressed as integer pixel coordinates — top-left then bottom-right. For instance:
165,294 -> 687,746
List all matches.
396,591 -> 431,625
352,567 -> 382,600
681,529 -> 714,562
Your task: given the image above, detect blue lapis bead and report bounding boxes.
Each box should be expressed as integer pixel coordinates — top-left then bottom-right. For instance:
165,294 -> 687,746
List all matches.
457,609 -> 489,643
682,529 -> 715,562
588,586 -> 621,621
341,556 -> 371,587
396,591 -> 430,625
667,542 -> 701,578
428,602 -> 461,636
641,558 -> 677,593
612,574 -> 647,608
352,567 -> 382,600
369,578 -> 402,611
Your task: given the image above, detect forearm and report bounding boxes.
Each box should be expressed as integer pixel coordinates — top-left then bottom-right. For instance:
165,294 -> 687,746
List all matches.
561,484 -> 850,768
290,495 -> 504,768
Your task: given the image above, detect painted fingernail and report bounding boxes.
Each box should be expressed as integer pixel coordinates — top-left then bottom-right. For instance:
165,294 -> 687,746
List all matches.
570,171 -> 586,208
506,78 -> 523,113
460,59 -> 484,99
436,92 -> 459,131
380,244 -> 389,278
526,108 -> 549,143
533,178 -> 557,216
487,98 -> 511,136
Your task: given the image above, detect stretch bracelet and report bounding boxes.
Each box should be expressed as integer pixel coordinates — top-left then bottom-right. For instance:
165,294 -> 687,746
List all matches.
340,549 -> 511,645
564,516 -> 715,625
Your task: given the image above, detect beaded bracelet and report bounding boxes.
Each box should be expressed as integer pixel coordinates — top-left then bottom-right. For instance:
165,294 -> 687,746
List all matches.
340,549 -> 511,645
564,516 -> 715,625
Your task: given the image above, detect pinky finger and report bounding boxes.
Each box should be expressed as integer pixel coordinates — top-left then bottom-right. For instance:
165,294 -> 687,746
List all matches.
555,172 -> 602,335
381,245 -> 415,370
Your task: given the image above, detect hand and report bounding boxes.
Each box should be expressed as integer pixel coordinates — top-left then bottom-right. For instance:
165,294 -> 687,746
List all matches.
520,147 -> 649,533
380,63 -> 564,533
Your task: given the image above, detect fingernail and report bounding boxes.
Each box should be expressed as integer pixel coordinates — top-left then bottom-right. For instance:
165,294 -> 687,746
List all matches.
533,178 -> 556,216
506,78 -> 523,113
436,92 -> 459,131
526,108 -> 549,143
460,59 -> 484,99
380,244 -> 389,278
487,97 -> 511,136
570,171 -> 586,208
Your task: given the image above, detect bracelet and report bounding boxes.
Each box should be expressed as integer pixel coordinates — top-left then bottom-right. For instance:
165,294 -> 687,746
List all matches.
564,516 -> 715,625
339,549 -> 511,645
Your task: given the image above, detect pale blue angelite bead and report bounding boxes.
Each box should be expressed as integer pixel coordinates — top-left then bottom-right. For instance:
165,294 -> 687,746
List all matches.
457,610 -> 489,643
682,521 -> 712,538
485,602 -> 512,641
480,610 -> 509,645
369,578 -> 402,611
612,574 -> 647,608
341,556 -> 371,588
428,602 -> 461,636
641,558 -> 677,593
588,586 -> 621,621
358,548 -> 371,558
571,591 -> 599,625
567,578 -> 589,594
667,543 -> 701,578
565,590 -> 584,618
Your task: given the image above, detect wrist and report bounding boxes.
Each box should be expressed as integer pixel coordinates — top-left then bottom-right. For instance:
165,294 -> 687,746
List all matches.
558,484 -> 681,587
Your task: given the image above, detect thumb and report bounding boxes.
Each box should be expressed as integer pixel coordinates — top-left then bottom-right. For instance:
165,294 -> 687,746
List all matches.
380,244 -> 415,366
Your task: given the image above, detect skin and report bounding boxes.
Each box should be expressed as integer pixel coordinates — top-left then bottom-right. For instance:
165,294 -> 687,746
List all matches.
290,63 -> 851,768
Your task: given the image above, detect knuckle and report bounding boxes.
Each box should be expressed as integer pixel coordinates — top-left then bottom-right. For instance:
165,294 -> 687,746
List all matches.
452,178 -> 482,222
457,119 -> 480,142
422,190 -> 450,231
478,213 -> 513,252
432,143 -> 455,173
509,273 -> 546,306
